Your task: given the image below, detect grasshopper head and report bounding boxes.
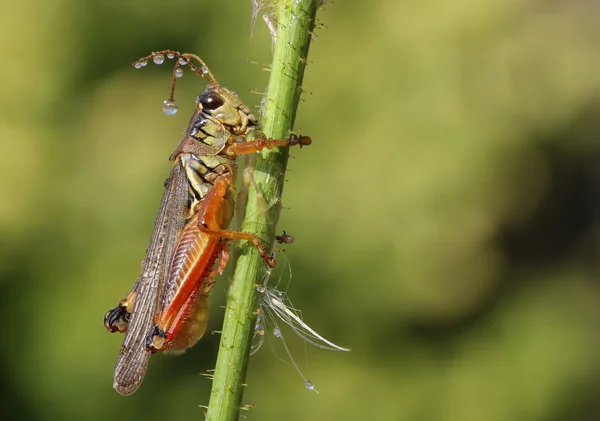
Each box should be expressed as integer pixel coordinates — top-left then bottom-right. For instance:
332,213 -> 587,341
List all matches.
196,86 -> 257,133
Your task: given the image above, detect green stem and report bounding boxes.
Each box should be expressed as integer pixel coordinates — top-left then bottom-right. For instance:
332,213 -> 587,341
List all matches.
205,1 -> 318,420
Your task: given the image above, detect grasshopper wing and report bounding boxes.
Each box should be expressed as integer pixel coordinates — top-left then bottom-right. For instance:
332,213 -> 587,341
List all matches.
112,161 -> 188,395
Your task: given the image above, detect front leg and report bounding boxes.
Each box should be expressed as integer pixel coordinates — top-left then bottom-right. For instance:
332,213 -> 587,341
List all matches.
226,134 -> 311,156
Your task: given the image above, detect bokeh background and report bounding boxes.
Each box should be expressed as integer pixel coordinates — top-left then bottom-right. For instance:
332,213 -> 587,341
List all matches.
1,0 -> 600,420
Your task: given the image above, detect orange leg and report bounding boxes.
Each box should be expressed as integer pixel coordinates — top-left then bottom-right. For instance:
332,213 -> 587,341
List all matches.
198,175 -> 276,268
227,134 -> 311,156
204,246 -> 230,293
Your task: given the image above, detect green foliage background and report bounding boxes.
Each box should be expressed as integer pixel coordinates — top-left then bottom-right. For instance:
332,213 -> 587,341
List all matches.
1,1 -> 600,420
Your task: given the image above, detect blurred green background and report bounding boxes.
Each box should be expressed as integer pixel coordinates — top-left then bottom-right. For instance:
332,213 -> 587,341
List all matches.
1,0 -> 600,420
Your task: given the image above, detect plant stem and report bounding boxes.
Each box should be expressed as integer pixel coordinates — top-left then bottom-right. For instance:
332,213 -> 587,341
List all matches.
205,1 -> 319,420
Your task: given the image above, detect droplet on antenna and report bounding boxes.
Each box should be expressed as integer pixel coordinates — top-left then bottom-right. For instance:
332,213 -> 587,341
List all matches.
305,381 -> 316,391
134,62 -> 143,69
139,60 -> 148,67
257,285 -> 266,293
273,327 -> 281,338
162,99 -> 178,115
201,66 -> 209,75
178,57 -> 188,66
167,53 -> 175,59
153,54 -> 165,65
175,68 -> 184,78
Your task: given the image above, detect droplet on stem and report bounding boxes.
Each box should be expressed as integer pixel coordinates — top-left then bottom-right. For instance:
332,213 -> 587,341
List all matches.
178,57 -> 187,66
167,53 -> 175,59
273,327 -> 281,338
162,99 -> 178,115
153,54 -> 165,65
175,68 -> 184,78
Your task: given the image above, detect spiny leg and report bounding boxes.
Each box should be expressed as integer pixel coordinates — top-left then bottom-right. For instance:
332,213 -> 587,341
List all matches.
198,175 -> 277,268
227,134 -> 311,156
231,132 -> 310,243
235,146 -> 299,263
204,246 -> 230,293
201,226 -> 276,268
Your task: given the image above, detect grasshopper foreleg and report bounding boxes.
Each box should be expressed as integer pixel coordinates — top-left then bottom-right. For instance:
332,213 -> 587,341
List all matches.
227,134 -> 311,156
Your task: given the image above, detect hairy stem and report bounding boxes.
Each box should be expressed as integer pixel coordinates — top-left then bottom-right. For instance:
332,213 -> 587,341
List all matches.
205,1 -> 319,420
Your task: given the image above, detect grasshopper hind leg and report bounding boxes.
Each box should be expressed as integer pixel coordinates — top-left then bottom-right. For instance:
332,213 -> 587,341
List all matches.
104,290 -> 137,333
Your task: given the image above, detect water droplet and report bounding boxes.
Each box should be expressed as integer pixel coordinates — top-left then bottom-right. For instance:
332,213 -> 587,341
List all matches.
134,62 -> 143,69
153,54 -> 165,65
167,53 -> 175,59
178,57 -> 187,65
257,285 -> 266,293
305,381 -> 315,391
201,66 -> 209,75
175,68 -> 184,78
162,99 -> 178,115
273,327 -> 281,338
139,60 -> 148,67
257,328 -> 265,336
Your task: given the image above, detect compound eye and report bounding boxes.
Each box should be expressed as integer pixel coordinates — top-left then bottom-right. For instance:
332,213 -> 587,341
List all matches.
198,89 -> 224,111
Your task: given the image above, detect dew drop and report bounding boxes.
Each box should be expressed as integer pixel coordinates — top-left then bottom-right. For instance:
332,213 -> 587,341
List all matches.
134,62 -> 143,69
178,57 -> 188,65
257,285 -> 266,293
167,53 -> 175,59
305,381 -> 315,391
201,66 -> 209,75
257,328 -> 265,336
175,68 -> 184,78
139,60 -> 148,67
153,54 -> 165,65
162,99 -> 178,115
273,327 -> 281,338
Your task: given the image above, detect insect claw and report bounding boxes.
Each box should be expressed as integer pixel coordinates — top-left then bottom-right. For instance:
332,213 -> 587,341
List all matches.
104,305 -> 129,333
266,253 -> 277,268
145,325 -> 168,354
289,135 -> 312,147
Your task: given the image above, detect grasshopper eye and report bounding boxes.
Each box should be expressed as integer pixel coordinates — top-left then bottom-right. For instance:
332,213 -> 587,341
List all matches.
198,90 -> 224,111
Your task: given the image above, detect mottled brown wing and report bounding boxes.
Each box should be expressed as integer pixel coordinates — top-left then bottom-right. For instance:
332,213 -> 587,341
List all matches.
112,161 -> 188,395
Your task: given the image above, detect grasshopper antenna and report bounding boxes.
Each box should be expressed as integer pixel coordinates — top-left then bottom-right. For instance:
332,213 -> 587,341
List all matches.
132,50 -> 220,115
